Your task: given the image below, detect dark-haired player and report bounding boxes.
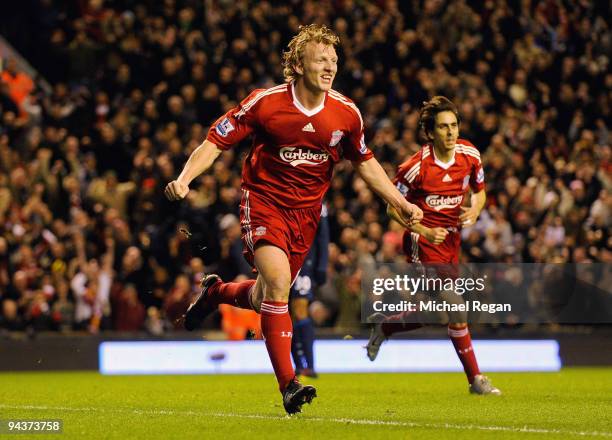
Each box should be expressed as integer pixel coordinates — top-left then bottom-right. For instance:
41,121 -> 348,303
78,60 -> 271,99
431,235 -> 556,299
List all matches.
367,96 -> 501,395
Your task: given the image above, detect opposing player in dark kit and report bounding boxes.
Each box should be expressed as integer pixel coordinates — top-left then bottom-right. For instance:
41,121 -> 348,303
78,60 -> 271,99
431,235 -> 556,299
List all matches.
290,203 -> 329,378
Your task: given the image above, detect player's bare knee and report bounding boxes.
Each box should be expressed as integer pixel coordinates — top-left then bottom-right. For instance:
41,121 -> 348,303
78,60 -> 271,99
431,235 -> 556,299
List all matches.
263,274 -> 291,302
265,291 -> 289,302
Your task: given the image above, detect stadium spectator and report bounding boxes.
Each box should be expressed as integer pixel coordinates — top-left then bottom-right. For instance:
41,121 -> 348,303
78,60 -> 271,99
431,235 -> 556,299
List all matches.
0,58 -> 34,112
217,213 -> 252,281
70,231 -> 114,333
0,0 -> 609,334
110,283 -> 146,331
162,274 -> 193,330
51,278 -> 74,332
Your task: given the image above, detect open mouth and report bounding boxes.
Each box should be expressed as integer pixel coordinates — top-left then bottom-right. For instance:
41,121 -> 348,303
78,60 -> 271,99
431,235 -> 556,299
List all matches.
321,75 -> 333,83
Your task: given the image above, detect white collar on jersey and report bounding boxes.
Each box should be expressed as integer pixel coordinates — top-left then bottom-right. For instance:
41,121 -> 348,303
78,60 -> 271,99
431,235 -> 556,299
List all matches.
431,144 -> 456,169
291,82 -> 326,117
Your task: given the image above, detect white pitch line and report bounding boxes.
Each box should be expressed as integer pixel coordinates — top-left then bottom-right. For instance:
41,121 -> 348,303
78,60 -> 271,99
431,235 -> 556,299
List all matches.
0,404 -> 610,437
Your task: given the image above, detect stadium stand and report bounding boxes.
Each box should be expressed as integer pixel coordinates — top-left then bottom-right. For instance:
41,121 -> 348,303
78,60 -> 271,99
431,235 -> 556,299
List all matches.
0,0 -> 609,334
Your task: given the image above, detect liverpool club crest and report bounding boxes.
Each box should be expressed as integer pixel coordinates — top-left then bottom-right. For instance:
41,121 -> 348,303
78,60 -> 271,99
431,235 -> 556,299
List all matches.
329,130 -> 344,147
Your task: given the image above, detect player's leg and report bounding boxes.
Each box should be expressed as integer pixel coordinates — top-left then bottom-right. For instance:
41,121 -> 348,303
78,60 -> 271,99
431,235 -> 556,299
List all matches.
366,305 -> 424,361
248,275 -> 264,312
366,232 -> 425,360
254,244 -> 293,390
446,307 -> 501,394
440,285 -> 482,386
381,311 -> 424,336
290,295 -> 316,377
447,320 -> 499,395
383,232 -> 428,337
184,186 -> 292,329
183,275 -> 256,330
290,296 -> 307,373
209,278 -> 257,309
447,321 -> 478,382
289,248 -> 317,375
291,210 -> 327,375
207,187 -> 266,312
442,247 -> 500,395
254,244 -> 316,413
291,213 -> 321,377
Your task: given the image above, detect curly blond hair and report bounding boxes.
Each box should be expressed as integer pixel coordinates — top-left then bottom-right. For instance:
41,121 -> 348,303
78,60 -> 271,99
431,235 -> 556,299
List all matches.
282,24 -> 340,82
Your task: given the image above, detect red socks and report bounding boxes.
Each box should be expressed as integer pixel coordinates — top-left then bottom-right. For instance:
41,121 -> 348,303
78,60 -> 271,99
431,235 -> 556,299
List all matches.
448,324 -> 481,384
380,312 -> 481,385
381,311 -> 423,337
209,280 -> 256,310
208,283 -> 294,392
261,301 -> 295,392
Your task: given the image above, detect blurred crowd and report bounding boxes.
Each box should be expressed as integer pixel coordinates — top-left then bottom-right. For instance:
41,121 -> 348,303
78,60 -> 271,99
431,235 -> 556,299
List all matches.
0,0 -> 610,334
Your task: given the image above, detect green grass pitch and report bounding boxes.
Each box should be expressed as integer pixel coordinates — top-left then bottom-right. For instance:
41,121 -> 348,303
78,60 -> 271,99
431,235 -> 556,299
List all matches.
0,369 -> 610,439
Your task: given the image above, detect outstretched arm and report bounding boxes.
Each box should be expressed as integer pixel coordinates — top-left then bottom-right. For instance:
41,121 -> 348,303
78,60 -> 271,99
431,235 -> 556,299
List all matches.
165,140 -> 222,200
353,158 -> 423,226
386,203 -> 409,228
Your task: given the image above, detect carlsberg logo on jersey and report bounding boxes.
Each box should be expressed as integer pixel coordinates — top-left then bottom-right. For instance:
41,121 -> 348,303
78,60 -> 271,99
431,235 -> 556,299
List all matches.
425,194 -> 464,211
279,147 -> 329,167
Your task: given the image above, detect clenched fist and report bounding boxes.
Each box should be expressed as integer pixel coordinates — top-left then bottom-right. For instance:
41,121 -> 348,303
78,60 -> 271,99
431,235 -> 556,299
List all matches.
459,205 -> 480,227
423,227 -> 449,245
165,180 -> 189,201
399,201 -> 423,227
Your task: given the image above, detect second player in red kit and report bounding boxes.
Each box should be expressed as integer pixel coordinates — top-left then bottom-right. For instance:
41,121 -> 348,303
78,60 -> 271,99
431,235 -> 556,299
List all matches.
367,96 -> 501,396
394,139 -> 484,263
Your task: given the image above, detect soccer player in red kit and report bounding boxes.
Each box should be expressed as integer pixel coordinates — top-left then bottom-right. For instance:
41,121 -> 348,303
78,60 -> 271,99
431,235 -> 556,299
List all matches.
165,24 -> 423,414
366,96 -> 501,395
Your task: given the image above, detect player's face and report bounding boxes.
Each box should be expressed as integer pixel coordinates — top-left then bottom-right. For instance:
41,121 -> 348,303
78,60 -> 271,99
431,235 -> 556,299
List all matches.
431,111 -> 459,151
299,42 -> 338,92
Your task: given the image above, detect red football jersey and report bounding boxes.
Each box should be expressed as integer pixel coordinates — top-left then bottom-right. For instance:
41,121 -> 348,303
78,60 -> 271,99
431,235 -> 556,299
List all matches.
393,140 -> 485,230
207,83 -> 374,209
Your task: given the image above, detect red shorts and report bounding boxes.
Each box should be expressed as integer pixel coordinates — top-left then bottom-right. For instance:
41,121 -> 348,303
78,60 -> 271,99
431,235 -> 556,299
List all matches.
403,229 -> 461,264
239,189 -> 321,282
